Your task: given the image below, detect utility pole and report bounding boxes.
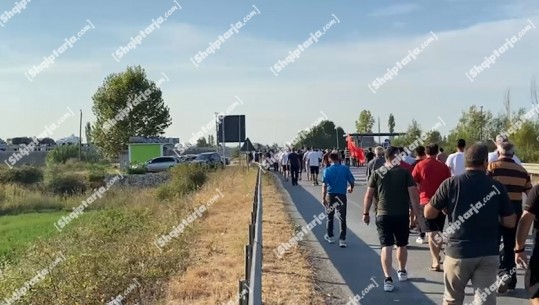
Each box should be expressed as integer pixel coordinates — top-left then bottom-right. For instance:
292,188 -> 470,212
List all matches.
79,109 -> 82,161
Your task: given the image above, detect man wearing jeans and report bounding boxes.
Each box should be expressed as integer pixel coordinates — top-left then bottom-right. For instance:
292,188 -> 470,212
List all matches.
322,152 -> 355,248
425,143 -> 516,305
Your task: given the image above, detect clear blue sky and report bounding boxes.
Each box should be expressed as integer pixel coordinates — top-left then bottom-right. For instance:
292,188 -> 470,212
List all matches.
1,0 -> 539,145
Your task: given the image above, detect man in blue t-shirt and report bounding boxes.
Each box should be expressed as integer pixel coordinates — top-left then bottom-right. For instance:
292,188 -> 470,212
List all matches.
322,152 -> 355,248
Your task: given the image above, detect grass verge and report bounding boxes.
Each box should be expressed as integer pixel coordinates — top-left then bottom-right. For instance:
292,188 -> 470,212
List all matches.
163,168 -> 324,304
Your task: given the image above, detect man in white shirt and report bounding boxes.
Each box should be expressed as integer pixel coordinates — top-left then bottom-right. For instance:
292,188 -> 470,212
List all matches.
445,139 -> 466,176
280,150 -> 289,181
308,148 -> 322,185
488,135 -> 522,164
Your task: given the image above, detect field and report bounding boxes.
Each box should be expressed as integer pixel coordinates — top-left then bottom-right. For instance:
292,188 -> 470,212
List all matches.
0,163 -> 321,304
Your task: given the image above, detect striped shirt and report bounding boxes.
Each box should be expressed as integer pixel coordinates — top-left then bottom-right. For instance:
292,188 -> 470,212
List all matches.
487,157 -> 532,206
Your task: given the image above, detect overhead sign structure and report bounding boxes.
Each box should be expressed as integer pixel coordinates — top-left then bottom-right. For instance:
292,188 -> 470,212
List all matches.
217,115 -> 246,143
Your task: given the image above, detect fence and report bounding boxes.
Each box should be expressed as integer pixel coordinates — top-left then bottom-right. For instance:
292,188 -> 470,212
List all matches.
523,163 -> 539,180
239,167 -> 263,305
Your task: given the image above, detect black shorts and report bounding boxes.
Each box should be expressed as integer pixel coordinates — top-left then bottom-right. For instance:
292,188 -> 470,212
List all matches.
425,212 -> 446,232
310,166 -> 319,174
282,165 -> 289,171
527,247 -> 539,299
375,215 -> 409,247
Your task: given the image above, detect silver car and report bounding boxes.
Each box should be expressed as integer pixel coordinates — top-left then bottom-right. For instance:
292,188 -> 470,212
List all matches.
145,156 -> 181,172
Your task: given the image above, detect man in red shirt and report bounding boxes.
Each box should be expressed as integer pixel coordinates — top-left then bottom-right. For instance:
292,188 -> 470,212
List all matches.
412,143 -> 451,272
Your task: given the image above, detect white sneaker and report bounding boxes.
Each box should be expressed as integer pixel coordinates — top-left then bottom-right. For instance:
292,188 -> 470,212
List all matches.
416,237 -> 426,244
397,270 -> 408,282
324,234 -> 334,244
384,279 -> 394,292
339,240 -> 347,248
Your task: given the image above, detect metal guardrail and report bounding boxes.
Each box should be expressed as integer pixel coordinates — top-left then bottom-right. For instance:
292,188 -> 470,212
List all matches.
239,167 -> 263,305
523,163 -> 539,175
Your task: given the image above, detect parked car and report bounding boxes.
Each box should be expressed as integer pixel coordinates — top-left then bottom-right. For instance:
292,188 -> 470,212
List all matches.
190,152 -> 224,167
178,154 -> 197,163
145,156 -> 181,172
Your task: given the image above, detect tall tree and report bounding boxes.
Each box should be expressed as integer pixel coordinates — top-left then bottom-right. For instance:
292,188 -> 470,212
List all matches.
90,66 -> 172,157
196,137 -> 208,147
388,113 -> 395,136
356,110 -> 375,133
85,122 -> 92,144
207,134 -> 215,146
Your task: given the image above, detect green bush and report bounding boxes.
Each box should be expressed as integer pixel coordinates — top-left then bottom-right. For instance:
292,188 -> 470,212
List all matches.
157,164 -> 207,199
127,163 -> 147,175
0,166 -> 43,185
46,145 -> 104,165
47,174 -> 87,196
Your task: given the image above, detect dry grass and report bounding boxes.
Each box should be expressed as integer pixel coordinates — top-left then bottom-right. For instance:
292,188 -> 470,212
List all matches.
261,175 -> 325,305
164,168 -> 323,305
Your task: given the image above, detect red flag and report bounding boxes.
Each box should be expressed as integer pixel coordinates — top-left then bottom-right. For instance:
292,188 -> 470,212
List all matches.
346,135 -> 365,163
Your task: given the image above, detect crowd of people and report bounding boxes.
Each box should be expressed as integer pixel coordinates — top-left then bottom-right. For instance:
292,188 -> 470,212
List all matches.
261,134 -> 539,305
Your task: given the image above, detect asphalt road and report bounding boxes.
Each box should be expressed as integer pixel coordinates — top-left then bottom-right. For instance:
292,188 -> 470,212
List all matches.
276,166 -> 532,305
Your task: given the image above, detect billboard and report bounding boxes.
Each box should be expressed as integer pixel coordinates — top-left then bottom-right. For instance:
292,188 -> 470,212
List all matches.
217,115 -> 246,143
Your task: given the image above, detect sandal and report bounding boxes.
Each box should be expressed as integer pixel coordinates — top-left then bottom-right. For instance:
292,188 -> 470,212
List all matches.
430,265 -> 442,272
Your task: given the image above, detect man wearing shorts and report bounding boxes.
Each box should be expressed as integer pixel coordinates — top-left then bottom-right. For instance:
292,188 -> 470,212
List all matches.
516,183 -> 539,304
308,148 -> 321,185
363,146 -> 420,292
279,150 -> 289,181
412,143 -> 451,271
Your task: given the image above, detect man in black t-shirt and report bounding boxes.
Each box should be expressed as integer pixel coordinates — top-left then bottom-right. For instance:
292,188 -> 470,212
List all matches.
516,184 -> 539,303
297,149 -> 304,181
425,143 -> 516,305
288,148 -> 301,186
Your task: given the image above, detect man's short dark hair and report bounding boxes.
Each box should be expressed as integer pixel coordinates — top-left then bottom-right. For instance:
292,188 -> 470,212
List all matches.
440,147 -> 444,153
415,146 -> 426,157
465,143 -> 488,167
398,146 -> 405,153
457,139 -> 466,149
385,146 -> 400,161
426,143 -> 439,156
329,152 -> 340,161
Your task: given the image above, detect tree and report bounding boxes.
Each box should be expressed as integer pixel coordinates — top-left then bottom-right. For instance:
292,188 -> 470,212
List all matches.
90,66 -> 172,157
85,122 -> 92,144
388,113 -> 395,136
207,134 -> 215,146
196,137 -> 208,147
447,105 -> 494,148
356,110 -> 375,133
391,119 -> 422,147
294,120 -> 343,149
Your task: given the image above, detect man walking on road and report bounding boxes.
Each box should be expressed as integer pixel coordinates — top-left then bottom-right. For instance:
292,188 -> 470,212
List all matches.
322,152 -> 355,248
366,146 -> 385,214
515,184 -> 539,304
298,149 -> 304,181
366,147 -> 375,164
308,148 -> 322,185
446,139 -> 466,177
487,142 -> 532,292
488,134 -> 522,164
437,147 -> 448,164
280,149 -> 289,181
288,148 -> 301,186
363,146 -> 420,292
425,143 -> 516,305
412,143 -> 451,269
366,146 -> 385,181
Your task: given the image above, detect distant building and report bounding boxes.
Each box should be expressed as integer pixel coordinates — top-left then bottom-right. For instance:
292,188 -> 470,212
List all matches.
56,134 -> 81,145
